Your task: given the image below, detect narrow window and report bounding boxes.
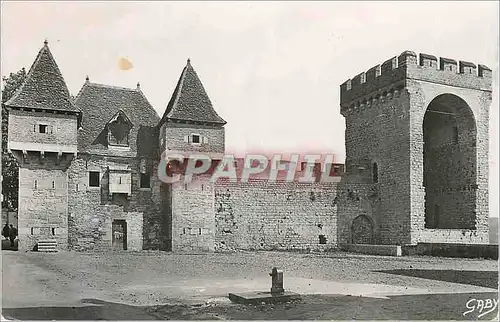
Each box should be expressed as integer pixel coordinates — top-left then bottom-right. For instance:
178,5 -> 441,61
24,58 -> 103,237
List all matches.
51,228 -> 55,235
31,228 -> 34,235
372,162 -> 379,183
89,171 -> 100,187
192,134 -> 200,144
453,126 -> 459,143
39,124 -> 47,133
34,180 -> 38,189
119,176 -> 122,184
199,228 -> 202,235
140,173 -> 150,188
52,181 -> 55,189
183,228 -> 186,235
76,183 -> 79,192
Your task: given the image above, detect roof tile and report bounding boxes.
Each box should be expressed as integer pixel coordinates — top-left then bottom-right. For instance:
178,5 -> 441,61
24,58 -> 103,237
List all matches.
160,60 -> 226,126
5,41 -> 78,113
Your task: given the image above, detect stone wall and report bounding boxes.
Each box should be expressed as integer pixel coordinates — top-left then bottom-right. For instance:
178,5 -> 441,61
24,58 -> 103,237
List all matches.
17,160 -> 69,251
160,122 -> 225,154
67,154 -> 161,251
214,179 -> 338,251
169,176 -> 215,252
341,88 -> 411,245
8,109 -> 78,150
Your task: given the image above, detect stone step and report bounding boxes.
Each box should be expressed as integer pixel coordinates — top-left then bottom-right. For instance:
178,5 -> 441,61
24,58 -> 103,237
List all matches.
37,239 -> 58,252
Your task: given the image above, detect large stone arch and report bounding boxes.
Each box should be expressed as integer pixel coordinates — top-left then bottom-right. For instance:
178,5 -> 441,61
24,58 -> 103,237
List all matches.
422,93 -> 477,229
351,215 -> 374,244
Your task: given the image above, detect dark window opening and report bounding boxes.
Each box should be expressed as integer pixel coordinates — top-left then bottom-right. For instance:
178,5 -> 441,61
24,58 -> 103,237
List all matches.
198,228 -> 202,235
34,180 -> 37,189
453,126 -> 459,143
333,166 -> 340,175
434,204 -> 440,228
89,171 -> 100,187
140,174 -> 150,188
52,181 -> 55,189
192,135 -> 200,143
31,227 -> 34,235
39,124 -> 47,133
372,162 -> 379,183
319,235 -> 327,244
51,228 -> 55,235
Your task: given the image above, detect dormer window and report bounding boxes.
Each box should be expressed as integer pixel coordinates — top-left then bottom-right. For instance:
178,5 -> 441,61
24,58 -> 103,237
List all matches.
107,111 -> 133,147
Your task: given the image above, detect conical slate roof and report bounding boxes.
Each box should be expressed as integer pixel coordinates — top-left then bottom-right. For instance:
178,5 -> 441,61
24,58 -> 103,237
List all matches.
5,40 -> 78,113
160,59 -> 226,126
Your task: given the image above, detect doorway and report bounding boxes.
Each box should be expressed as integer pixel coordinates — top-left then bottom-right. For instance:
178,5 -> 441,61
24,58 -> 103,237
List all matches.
112,220 -> 127,250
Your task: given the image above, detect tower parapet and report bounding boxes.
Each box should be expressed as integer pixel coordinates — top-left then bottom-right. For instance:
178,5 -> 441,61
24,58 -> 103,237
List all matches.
340,51 -> 492,114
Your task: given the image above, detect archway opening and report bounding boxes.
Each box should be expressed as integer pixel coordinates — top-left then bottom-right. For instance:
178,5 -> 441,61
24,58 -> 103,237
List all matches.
422,94 -> 477,229
351,215 -> 374,244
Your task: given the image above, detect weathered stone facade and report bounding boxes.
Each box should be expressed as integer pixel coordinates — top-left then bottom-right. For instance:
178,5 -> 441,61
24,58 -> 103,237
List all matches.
6,41 -> 493,253
339,51 -> 492,246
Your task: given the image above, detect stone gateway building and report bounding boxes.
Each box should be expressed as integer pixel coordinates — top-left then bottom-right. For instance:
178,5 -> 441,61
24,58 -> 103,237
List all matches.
5,41 -> 492,252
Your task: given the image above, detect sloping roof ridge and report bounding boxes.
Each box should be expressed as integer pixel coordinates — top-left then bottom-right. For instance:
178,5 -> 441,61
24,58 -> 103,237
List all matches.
167,65 -> 188,119
158,64 -> 188,125
73,81 -> 89,107
5,46 -> 45,107
86,82 -> 140,92
136,87 -> 161,120
5,42 -> 77,112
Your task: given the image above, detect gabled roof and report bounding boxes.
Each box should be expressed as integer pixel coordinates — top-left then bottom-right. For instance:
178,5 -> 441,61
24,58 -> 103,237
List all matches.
160,59 -> 226,126
5,40 -> 78,113
74,81 -> 160,154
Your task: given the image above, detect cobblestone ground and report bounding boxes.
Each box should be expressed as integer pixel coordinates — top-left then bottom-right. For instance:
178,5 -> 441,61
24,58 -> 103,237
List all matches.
2,249 -> 498,320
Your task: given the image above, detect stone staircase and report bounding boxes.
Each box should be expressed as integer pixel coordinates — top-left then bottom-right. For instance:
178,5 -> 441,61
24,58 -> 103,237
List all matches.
37,239 -> 57,252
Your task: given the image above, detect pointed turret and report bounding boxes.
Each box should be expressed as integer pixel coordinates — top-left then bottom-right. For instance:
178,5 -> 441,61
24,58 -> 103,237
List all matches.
5,40 -> 78,113
159,59 -> 226,126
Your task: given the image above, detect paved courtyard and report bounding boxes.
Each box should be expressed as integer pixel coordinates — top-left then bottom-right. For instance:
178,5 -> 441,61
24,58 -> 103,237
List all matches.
1,250 -> 498,320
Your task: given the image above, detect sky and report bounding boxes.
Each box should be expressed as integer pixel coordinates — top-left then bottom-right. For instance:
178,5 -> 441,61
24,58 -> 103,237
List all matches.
1,1 -> 499,216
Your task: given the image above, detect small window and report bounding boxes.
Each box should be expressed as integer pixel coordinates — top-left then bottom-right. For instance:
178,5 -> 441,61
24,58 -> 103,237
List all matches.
31,228 -> 34,235
319,235 -> 327,244
51,228 -> 55,235
52,181 -> 55,189
372,162 -> 379,183
39,124 -> 47,133
140,173 -> 150,188
199,228 -> 202,235
89,171 -> 100,187
333,166 -> 340,175
34,180 -> 38,189
192,135 -> 200,144
453,126 -> 459,143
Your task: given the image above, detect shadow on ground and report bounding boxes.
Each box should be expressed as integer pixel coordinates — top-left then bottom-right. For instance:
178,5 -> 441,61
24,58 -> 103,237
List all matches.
2,292 -> 498,320
377,269 -> 498,289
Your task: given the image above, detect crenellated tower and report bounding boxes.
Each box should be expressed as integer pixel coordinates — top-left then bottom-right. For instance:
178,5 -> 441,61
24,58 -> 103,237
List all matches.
5,40 -> 81,251
339,51 -> 492,245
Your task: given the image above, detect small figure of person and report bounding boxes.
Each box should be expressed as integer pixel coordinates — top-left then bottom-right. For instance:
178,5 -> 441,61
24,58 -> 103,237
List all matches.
2,223 -> 10,240
9,224 -> 18,248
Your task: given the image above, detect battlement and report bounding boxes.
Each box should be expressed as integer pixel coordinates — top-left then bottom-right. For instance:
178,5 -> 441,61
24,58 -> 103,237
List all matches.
340,51 -> 492,111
